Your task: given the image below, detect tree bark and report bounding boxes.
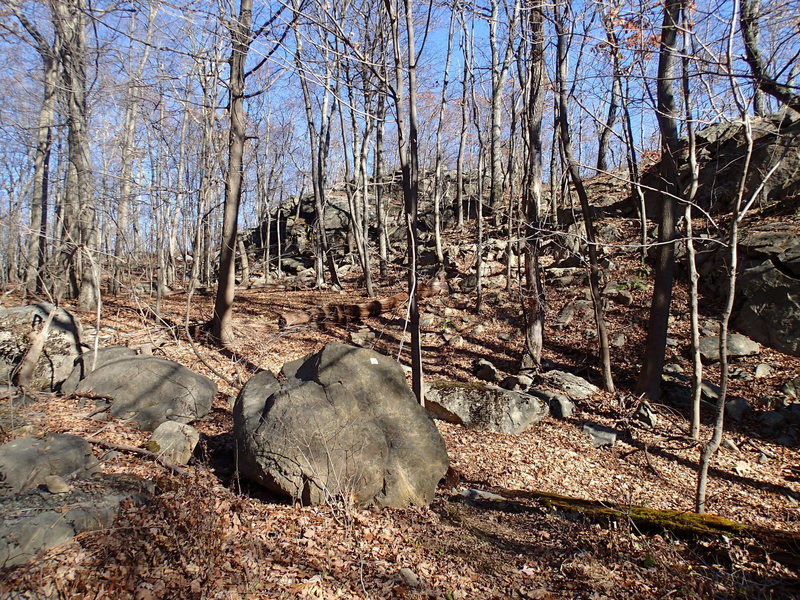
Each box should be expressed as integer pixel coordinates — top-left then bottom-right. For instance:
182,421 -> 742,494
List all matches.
636,0 -> 683,401
211,0 -> 253,346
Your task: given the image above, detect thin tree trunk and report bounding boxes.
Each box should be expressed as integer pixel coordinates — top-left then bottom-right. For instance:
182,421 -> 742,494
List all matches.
555,0 -> 614,392
211,0 -> 252,346
636,0 -> 683,401
522,0 -> 546,369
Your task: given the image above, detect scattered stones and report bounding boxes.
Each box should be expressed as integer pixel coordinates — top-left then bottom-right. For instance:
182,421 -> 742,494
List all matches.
234,344 -> 448,507
426,381 -> 548,434
725,397 -> 751,422
0,474 -> 152,569
147,422 -> 200,465
699,333 -> 760,362
473,358 -> 500,383
75,356 -> 216,432
583,422 -> 619,448
0,304 -> 83,391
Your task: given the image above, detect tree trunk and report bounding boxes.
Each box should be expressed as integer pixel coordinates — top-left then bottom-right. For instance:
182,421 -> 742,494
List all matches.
636,0 -> 683,401
211,0 -> 252,346
522,0 -> 546,369
555,0 -> 614,392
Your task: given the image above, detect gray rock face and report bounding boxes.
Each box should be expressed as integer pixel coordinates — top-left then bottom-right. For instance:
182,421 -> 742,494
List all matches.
60,346 -> 138,394
0,434 -> 97,496
74,357 -> 216,432
233,343 -> 448,507
699,333 -> 760,362
147,422 -> 200,465
0,474 -> 151,568
539,370 -> 599,400
426,381 -> 548,434
736,241 -> 800,356
0,304 -> 83,391
583,422 -> 619,448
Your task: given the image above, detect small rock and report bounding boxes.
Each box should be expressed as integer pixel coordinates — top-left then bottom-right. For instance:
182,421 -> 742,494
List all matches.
782,376 -> 800,398
612,334 -> 626,348
721,439 -> 739,453
634,402 -> 658,428
147,422 -> 200,465
399,568 -> 420,588
758,453 -> 769,464
725,397 -> 750,422
734,461 -> 749,476
665,337 -> 679,347
583,422 -> 619,448
44,475 -> 72,494
607,290 -> 634,306
663,363 -> 684,374
419,314 -> 436,328
456,488 -> 507,503
473,359 -> 500,383
497,332 -> 512,342
349,330 -> 375,348
530,390 -> 573,419
540,370 -> 599,401
754,364 -> 773,379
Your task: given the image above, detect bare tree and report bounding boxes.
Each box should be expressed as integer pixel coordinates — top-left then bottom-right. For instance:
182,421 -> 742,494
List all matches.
554,0 -> 614,392
635,0 -> 684,401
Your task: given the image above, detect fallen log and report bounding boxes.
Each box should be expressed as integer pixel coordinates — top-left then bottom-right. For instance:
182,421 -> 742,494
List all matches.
278,277 -> 448,329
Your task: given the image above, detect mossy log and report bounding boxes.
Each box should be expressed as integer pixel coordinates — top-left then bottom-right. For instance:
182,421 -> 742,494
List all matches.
499,488 -> 746,537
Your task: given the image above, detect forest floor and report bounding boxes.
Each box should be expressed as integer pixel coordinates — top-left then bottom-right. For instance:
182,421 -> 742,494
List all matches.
2,206 -> 800,599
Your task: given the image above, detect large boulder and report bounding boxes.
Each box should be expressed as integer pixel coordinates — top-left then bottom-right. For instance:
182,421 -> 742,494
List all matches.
0,434 -> 97,496
74,356 -> 216,431
60,345 -> 138,393
699,333 -> 760,362
0,473 -> 152,569
425,381 -> 548,434
233,343 -> 448,507
0,304 -> 83,391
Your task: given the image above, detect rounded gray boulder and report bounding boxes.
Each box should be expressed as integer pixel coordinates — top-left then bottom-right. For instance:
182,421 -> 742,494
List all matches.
233,343 -> 449,507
